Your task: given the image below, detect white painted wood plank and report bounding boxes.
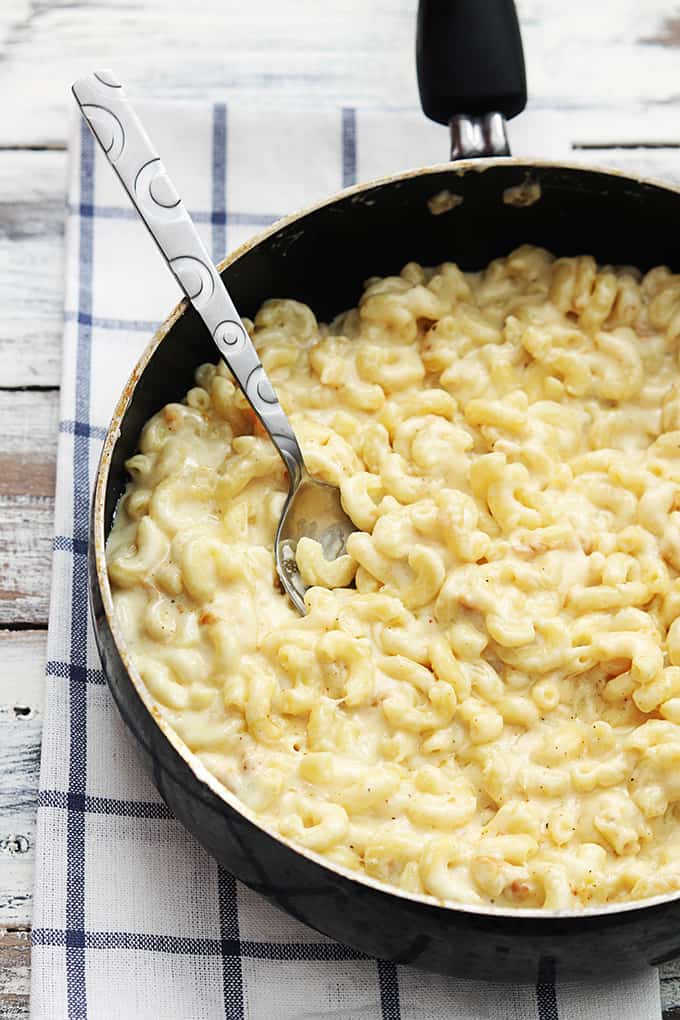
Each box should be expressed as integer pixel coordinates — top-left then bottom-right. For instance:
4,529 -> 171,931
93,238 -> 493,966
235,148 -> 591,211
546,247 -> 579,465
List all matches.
1,0 -> 680,148
1,633 -> 46,714
0,0 -> 417,146
0,736 -> 42,924
514,110 -> 680,152
0,499 -> 54,626
0,150 -> 66,388
0,389 -> 58,499
0,631 -> 43,1018
0,926 -> 30,1020
519,0 -> 680,112
0,390 -> 58,625
0,1 -> 28,52
662,991 -> 679,1018
0,631 -> 45,929
566,149 -> 680,188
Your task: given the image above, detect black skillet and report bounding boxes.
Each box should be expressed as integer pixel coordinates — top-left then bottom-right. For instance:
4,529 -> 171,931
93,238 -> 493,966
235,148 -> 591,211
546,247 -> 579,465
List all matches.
90,0 -> 680,980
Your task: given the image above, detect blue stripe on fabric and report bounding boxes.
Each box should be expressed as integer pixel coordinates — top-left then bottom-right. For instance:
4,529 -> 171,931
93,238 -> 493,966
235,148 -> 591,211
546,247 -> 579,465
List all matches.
66,119 -> 95,1020
218,868 -> 244,1020
53,536 -> 88,555
342,107 -> 357,188
59,419 -> 107,440
46,661 -> 105,685
69,202 -> 138,220
378,960 -> 401,1020
212,103 -> 228,263
68,201 -> 277,228
38,789 -> 173,819
64,309 -> 161,333
536,958 -> 559,1020
212,102 -> 246,1020
219,211 -> 278,226
33,927 -> 369,960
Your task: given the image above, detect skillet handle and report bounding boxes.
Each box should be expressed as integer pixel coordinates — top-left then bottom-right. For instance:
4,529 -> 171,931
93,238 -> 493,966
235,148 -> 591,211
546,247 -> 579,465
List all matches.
416,0 -> 527,159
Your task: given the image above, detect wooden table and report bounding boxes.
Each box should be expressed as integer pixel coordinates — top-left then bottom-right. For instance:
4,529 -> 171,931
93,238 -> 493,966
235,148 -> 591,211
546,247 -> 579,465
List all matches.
5,1 -> 680,1015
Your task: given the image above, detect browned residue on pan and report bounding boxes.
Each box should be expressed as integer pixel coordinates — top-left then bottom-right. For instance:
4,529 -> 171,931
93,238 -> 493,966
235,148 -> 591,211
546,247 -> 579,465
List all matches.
427,189 -> 463,215
503,176 -> 542,208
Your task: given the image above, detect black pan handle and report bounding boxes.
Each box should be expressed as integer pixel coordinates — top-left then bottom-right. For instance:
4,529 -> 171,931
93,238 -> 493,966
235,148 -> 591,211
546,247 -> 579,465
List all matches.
416,0 -> 527,159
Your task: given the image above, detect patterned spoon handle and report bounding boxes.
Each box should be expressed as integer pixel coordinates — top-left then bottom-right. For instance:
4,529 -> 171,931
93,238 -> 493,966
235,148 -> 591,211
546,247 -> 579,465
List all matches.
71,70 -> 304,485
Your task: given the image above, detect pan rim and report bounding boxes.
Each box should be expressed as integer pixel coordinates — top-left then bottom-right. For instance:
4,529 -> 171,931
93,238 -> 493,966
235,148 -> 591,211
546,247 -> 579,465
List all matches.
93,155 -> 680,924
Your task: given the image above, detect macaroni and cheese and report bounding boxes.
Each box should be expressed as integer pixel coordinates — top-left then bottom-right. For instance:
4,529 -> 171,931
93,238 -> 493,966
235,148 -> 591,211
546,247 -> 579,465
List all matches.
108,246 -> 680,910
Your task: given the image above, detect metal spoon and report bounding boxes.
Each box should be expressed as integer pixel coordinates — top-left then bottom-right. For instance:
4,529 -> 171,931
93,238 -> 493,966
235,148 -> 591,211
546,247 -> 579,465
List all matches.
72,70 -> 355,614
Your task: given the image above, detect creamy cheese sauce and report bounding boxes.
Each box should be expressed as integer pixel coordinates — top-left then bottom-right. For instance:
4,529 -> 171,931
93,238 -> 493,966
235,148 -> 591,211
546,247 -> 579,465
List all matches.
108,246 -> 680,909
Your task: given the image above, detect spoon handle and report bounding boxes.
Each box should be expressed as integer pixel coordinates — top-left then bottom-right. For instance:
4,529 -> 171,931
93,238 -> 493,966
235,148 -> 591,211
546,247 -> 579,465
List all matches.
72,70 -> 304,486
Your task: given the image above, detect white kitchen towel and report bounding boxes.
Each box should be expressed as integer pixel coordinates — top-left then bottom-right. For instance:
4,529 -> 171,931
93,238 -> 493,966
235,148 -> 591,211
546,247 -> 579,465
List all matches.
30,99 -> 663,1020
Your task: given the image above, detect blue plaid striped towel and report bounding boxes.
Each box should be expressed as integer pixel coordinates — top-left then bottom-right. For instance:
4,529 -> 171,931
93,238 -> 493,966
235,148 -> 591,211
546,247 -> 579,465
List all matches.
30,101 -> 663,1019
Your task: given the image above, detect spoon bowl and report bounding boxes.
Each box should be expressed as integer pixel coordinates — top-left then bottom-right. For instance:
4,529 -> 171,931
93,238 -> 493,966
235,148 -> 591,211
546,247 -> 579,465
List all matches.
276,470 -> 356,613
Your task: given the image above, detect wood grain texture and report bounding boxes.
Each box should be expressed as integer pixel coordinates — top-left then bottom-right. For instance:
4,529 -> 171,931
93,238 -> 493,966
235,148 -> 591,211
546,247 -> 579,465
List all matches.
0,631 -> 45,931
642,15 -> 680,48
0,925 -> 30,1020
0,391 -> 58,624
663,956 -> 680,1020
1,0 -> 680,148
0,631 -> 44,1020
0,150 -> 66,389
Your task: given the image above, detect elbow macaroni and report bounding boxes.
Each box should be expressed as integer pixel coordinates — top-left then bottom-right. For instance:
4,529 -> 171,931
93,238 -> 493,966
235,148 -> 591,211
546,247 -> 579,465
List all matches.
108,247 -> 680,910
